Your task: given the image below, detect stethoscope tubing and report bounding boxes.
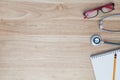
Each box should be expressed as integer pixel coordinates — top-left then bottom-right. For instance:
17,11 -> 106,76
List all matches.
104,41 -> 120,46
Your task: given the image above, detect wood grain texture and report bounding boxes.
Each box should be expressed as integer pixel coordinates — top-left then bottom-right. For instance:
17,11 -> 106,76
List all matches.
1,0 -> 120,3
0,0 -> 120,80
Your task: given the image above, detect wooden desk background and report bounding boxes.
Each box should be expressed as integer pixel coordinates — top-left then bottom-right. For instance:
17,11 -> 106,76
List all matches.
0,0 -> 120,80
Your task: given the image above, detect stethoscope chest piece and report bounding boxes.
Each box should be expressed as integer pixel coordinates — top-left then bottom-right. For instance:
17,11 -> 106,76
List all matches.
90,34 -> 103,46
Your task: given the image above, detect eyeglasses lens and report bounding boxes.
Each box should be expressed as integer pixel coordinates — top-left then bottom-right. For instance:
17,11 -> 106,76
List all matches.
102,4 -> 114,13
85,10 -> 98,18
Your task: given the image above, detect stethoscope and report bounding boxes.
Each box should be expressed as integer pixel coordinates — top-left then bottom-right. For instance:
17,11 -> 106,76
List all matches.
90,14 -> 120,46
90,34 -> 120,46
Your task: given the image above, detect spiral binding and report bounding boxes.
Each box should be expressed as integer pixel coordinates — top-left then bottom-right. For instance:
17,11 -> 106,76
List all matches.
90,49 -> 120,59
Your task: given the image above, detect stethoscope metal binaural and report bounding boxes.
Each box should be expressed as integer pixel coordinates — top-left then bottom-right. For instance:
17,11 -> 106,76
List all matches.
90,34 -> 120,46
99,14 -> 120,33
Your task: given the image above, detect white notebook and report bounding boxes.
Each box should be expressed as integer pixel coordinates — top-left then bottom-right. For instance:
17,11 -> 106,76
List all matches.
90,48 -> 120,80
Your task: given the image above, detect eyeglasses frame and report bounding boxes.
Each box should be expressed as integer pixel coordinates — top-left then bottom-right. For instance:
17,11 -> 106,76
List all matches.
83,3 -> 115,19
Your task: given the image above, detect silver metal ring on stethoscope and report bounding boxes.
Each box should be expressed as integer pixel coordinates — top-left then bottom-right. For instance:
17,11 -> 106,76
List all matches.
90,34 -> 103,46
90,34 -> 120,46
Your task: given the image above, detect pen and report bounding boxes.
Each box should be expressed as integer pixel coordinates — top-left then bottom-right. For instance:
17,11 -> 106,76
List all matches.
113,53 -> 117,80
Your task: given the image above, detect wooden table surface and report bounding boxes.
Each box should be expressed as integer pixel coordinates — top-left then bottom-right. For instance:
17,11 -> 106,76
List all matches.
0,0 -> 120,80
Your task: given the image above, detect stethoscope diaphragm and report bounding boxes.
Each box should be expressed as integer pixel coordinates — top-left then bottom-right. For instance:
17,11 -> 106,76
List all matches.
90,34 -> 103,46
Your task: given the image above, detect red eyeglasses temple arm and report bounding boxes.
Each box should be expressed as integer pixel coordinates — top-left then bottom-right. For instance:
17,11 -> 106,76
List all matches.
104,5 -> 115,9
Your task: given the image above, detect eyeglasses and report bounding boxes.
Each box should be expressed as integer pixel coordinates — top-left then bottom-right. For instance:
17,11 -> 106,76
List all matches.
83,3 -> 115,19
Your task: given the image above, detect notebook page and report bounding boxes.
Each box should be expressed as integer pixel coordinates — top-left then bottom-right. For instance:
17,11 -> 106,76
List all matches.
116,50 -> 120,80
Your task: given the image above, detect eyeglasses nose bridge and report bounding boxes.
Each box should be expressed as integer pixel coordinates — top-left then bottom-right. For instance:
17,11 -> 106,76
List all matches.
99,7 -> 105,13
